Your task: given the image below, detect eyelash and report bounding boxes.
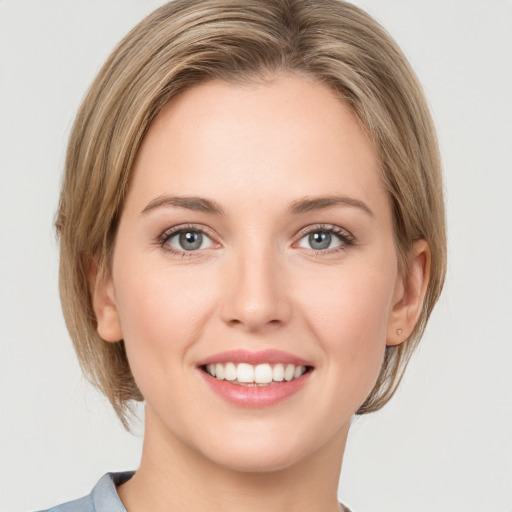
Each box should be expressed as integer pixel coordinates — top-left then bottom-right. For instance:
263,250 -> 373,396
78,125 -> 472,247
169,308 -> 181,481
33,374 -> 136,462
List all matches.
294,224 -> 356,254
158,224 -> 217,257
157,223 -> 356,257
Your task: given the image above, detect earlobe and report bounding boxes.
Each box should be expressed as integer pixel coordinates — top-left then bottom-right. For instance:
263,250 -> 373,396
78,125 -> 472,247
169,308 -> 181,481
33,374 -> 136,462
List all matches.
387,240 -> 430,346
88,260 -> 123,343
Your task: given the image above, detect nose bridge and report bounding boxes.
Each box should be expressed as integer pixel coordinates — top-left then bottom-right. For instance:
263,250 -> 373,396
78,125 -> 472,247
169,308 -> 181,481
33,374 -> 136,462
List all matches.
221,236 -> 291,331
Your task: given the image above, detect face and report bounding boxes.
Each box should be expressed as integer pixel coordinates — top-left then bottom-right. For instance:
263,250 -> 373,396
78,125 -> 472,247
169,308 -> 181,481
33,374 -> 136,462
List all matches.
96,74 -> 411,473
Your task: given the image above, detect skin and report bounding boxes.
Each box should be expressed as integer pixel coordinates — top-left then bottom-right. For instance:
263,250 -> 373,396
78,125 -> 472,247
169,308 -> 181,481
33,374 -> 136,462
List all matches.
92,73 -> 429,512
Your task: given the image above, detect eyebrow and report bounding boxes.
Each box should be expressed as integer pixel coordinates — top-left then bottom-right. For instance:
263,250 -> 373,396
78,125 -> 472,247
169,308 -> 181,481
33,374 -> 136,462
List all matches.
141,195 -> 225,215
288,195 -> 374,217
141,194 -> 373,217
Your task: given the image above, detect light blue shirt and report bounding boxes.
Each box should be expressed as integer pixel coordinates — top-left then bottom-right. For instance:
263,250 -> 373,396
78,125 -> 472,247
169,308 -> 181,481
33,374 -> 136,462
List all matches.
38,471 -> 353,512
38,472 -> 134,512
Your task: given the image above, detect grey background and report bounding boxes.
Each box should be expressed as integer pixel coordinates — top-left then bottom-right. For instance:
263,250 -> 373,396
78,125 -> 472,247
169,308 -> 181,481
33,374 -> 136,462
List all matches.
1,1 -> 511,511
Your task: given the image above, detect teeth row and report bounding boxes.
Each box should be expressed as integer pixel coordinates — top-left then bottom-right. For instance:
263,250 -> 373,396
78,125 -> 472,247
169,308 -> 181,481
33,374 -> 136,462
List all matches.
205,363 -> 307,384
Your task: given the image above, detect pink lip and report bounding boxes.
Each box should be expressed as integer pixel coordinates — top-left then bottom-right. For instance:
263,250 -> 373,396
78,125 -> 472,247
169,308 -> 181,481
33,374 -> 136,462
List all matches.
196,349 -> 312,367
196,349 -> 314,408
199,369 -> 312,408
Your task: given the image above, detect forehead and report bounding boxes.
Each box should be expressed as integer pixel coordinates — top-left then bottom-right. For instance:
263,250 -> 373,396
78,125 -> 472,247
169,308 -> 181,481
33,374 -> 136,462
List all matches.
128,74 -> 386,214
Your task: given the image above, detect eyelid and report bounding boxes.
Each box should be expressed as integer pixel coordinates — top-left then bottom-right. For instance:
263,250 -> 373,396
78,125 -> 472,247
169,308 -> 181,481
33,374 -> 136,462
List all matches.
293,223 -> 356,251
156,222 -> 355,257
294,223 -> 353,238
158,223 -> 221,255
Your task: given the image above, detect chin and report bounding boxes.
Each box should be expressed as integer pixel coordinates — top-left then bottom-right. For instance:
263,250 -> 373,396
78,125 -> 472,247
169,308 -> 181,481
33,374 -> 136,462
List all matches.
191,418 -> 336,474
204,442 -> 309,474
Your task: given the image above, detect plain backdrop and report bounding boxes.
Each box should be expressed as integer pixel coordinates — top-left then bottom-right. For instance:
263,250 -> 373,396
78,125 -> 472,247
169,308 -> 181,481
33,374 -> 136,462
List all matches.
1,1 -> 511,511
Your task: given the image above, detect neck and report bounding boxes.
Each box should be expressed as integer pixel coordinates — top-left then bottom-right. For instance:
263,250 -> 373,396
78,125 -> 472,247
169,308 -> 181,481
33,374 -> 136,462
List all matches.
118,407 -> 349,512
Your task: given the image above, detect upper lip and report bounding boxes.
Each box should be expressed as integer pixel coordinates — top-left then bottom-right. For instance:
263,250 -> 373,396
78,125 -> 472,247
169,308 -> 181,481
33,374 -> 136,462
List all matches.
196,349 -> 313,367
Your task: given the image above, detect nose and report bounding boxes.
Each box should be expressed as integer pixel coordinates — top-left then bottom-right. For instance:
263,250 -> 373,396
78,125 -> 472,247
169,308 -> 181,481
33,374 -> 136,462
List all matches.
220,245 -> 292,332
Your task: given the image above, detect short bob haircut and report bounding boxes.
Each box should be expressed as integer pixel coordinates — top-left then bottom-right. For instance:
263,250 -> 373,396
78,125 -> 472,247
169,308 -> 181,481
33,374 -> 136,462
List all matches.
56,0 -> 446,427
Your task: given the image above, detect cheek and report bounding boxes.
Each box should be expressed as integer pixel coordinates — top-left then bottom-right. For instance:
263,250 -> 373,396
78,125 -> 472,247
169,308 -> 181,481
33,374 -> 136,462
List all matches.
298,262 -> 395,396
301,261 -> 394,340
111,264 -> 217,392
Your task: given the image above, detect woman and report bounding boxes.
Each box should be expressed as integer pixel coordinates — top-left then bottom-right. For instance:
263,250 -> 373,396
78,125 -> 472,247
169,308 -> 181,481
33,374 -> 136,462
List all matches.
44,0 -> 445,510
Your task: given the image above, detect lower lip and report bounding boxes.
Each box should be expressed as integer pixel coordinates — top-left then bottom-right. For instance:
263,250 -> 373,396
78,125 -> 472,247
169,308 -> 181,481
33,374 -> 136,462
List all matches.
199,370 -> 312,408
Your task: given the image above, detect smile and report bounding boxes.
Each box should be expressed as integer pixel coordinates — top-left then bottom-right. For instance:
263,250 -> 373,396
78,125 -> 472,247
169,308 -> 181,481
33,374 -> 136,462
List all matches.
203,362 -> 308,386
197,349 -> 314,407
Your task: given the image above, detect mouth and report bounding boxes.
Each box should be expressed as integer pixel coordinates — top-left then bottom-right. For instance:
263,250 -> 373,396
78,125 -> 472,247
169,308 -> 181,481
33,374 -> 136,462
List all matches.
197,350 -> 314,407
201,362 -> 312,386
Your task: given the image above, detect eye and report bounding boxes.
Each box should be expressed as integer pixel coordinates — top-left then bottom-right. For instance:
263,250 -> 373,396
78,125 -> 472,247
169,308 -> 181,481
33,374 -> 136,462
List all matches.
296,226 -> 354,252
298,231 -> 340,251
162,227 -> 215,252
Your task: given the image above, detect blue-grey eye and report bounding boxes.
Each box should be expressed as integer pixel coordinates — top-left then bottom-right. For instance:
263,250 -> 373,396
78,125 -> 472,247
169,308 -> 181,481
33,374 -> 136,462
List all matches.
298,230 -> 343,250
167,230 -> 213,251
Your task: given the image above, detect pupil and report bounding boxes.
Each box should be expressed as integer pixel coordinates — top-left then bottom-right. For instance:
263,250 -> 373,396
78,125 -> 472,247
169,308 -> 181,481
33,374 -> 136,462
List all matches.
309,232 -> 331,250
180,231 -> 202,250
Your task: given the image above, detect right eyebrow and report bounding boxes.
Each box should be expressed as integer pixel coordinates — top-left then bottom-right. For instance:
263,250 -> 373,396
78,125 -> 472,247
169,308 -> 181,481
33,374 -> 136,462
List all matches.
141,195 -> 225,216
288,195 -> 374,217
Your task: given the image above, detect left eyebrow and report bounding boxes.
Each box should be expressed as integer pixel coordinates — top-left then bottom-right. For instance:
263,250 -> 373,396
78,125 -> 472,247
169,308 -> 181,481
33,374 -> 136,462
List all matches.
141,195 -> 225,216
288,195 -> 374,217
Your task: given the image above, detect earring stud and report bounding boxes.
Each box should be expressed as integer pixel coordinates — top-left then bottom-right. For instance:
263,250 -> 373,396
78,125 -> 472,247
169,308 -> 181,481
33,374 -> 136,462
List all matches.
396,328 -> 403,335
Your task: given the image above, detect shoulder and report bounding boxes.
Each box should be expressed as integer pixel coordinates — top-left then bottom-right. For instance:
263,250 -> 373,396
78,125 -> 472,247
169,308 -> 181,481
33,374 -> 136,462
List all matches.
36,493 -> 94,512
36,472 -> 134,512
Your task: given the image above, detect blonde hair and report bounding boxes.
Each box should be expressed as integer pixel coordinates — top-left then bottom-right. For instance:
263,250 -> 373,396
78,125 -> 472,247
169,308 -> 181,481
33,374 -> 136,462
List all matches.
56,0 -> 446,427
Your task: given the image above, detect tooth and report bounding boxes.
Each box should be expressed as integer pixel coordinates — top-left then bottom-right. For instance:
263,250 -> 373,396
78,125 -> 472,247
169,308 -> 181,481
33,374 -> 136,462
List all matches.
254,364 -> 273,384
209,361 -> 307,383
215,363 -> 225,380
294,365 -> 305,378
224,362 -> 237,381
284,364 -> 295,381
273,363 -> 284,382
237,363 -> 254,383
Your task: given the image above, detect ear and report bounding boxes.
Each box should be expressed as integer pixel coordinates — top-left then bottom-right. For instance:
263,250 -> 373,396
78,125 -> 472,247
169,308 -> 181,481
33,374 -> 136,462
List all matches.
386,239 -> 431,347
88,260 -> 123,343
